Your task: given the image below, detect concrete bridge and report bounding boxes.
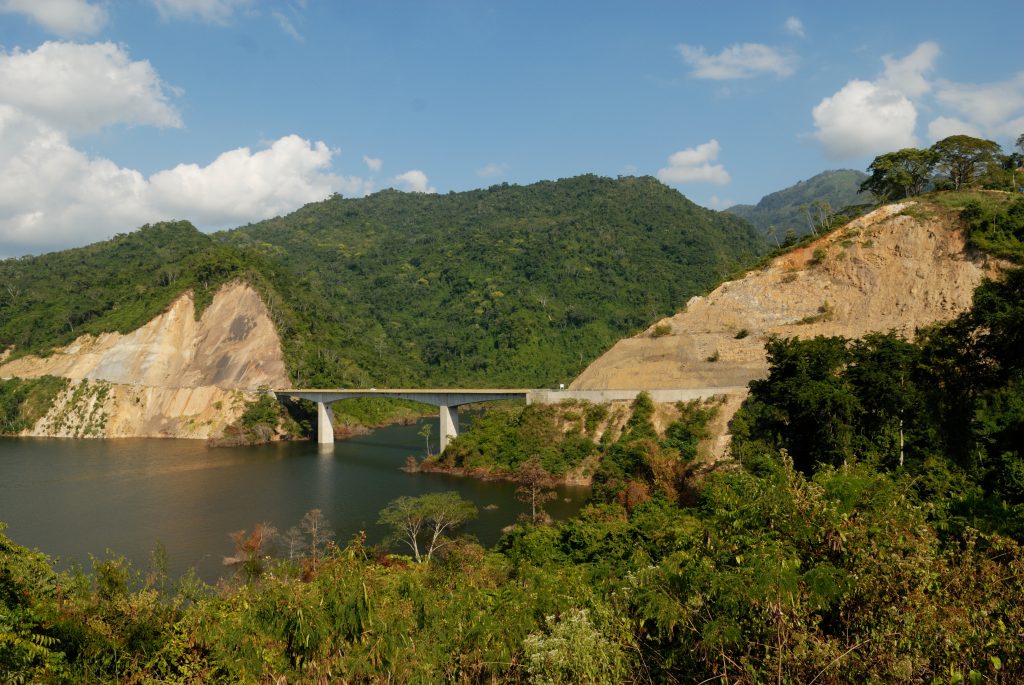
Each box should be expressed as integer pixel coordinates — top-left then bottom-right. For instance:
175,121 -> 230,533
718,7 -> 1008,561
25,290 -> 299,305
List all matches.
275,389 -> 531,450
274,386 -> 746,451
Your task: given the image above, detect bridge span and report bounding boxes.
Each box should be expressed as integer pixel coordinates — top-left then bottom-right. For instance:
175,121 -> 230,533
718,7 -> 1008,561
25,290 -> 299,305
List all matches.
274,386 -> 747,451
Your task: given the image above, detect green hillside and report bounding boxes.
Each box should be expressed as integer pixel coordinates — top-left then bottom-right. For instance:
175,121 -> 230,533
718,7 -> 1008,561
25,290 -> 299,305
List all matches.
0,175 -> 767,388
727,169 -> 869,241
0,222 -> 255,360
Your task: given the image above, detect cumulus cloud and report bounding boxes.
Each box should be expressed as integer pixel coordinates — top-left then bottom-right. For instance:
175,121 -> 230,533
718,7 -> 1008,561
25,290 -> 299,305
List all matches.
362,155 -> 382,173
927,116 -> 983,141
879,41 -> 939,98
392,170 -> 436,193
657,139 -> 731,185
0,42 -> 182,135
476,162 -> 507,178
0,108 -> 150,255
784,17 -> 805,38
677,43 -> 796,79
810,79 -> 918,159
809,41 -> 1024,158
147,136 -> 352,225
933,73 -> 1024,139
150,0 -> 254,24
0,0 -> 106,36
0,118 -> 361,256
808,43 -> 940,159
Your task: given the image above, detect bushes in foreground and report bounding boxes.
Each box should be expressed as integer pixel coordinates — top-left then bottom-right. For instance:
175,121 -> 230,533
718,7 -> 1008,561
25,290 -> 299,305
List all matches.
4,452 -> 1023,683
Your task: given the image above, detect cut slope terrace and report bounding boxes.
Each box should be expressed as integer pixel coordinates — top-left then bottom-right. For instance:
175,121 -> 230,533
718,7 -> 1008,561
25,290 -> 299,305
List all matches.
572,200 -> 1003,457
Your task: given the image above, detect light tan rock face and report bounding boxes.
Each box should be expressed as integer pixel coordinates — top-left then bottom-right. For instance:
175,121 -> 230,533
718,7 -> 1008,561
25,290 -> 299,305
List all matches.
572,203 -> 995,392
0,282 -> 290,439
571,202 -> 999,458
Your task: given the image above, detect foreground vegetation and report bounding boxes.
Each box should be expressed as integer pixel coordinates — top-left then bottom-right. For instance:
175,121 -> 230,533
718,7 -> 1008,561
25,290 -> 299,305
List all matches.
4,449 -> 1022,682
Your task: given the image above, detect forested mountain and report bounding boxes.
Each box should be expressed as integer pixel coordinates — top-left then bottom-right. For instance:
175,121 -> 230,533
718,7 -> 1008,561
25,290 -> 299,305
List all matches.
0,175 -> 767,388
213,175 -> 763,386
727,169 -> 869,240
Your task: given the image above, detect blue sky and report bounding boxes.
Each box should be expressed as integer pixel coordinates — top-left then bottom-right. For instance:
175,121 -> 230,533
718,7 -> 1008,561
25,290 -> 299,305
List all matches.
1,0 -> 1022,256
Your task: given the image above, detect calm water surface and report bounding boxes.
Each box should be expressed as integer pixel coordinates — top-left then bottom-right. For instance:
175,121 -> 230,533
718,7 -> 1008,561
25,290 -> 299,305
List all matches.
0,419 -> 588,581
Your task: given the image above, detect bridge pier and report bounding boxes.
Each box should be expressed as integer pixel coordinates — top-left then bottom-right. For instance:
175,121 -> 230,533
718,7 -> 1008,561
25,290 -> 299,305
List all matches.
439,405 -> 459,452
316,401 -> 335,445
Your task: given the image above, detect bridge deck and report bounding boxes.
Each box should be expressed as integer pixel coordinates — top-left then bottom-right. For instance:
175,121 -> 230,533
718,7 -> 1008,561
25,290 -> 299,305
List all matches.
276,388 -> 532,395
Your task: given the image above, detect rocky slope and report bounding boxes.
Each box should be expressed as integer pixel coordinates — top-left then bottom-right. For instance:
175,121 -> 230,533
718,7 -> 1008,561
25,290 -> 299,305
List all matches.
572,201 -> 1002,454
0,282 -> 289,439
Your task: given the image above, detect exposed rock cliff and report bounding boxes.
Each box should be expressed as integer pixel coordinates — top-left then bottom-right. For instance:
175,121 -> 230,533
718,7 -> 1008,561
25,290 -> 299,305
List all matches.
0,282 -> 289,439
571,201 -> 1001,455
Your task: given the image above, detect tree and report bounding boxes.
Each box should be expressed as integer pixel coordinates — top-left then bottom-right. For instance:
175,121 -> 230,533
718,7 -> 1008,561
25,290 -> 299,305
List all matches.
418,422 -> 433,457
1010,134 -> 1024,191
741,336 -> 859,473
813,200 -> 834,232
282,526 -> 307,561
378,492 -> 477,563
301,508 -> 335,571
860,148 -> 939,201
930,135 -> 1003,190
515,456 -> 558,524
223,522 -> 278,582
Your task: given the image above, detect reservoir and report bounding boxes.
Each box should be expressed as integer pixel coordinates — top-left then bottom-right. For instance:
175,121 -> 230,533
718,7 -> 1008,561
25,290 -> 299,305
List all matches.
0,418 -> 588,582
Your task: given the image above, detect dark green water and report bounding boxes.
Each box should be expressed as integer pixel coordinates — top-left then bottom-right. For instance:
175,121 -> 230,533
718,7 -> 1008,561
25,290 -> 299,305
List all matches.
0,418 -> 588,582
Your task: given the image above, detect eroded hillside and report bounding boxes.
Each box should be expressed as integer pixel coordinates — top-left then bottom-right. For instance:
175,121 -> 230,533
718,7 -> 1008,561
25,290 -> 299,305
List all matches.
572,201 -> 1002,452
0,282 -> 289,438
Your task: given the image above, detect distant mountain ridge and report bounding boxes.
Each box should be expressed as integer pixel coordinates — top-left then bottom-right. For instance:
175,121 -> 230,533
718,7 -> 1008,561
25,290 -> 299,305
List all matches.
727,169 -> 869,240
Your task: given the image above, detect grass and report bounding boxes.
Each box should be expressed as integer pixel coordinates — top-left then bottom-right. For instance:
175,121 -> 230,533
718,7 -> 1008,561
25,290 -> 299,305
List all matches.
925,190 -> 1015,212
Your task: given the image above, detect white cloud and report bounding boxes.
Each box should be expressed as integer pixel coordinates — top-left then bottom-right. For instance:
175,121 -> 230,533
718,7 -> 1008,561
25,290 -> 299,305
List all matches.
706,195 -> 736,210
0,108 -> 151,255
677,43 -> 796,79
927,116 -> 983,142
934,73 -> 1024,138
362,155 -> 382,173
808,43 -> 937,160
272,10 -> 303,41
0,0 -> 106,36
784,17 -> 805,38
657,139 -> 731,185
147,135 -> 355,226
392,170 -> 436,193
476,162 -> 507,178
0,42 -> 182,136
810,79 -> 918,159
879,41 -> 939,98
810,41 -> 1024,159
150,0 -> 254,24
0,117 -> 368,256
